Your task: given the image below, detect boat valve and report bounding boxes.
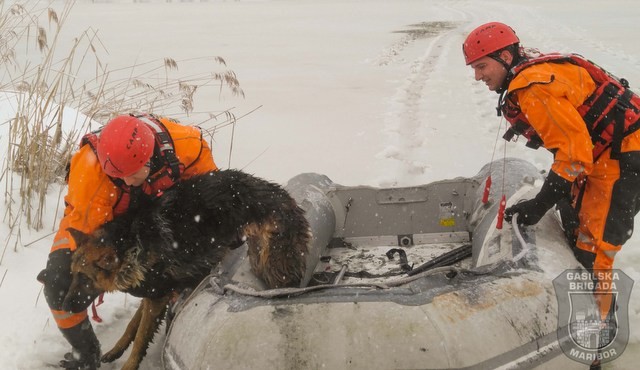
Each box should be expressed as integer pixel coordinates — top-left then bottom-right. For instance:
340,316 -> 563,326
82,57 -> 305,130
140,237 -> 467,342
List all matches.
398,234 -> 413,247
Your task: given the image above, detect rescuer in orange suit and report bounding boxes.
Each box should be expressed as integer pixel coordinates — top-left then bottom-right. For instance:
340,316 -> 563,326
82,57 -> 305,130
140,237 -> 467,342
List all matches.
37,114 -> 218,369
462,22 -> 640,322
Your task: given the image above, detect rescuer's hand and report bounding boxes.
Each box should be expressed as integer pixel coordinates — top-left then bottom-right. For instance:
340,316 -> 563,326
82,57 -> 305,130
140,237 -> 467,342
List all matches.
505,170 -> 572,226
504,198 -> 548,225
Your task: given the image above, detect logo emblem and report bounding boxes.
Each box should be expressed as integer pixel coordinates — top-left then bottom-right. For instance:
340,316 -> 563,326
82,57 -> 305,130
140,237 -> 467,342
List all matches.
553,269 -> 633,365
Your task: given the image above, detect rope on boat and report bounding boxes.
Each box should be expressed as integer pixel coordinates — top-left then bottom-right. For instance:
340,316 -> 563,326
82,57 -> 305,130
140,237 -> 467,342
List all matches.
221,265 -> 459,298
220,262 -> 502,299
510,213 -> 533,262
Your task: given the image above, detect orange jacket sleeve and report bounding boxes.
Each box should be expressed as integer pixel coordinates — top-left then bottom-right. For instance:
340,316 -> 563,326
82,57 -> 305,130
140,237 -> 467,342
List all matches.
510,62 -> 597,181
51,145 -> 120,252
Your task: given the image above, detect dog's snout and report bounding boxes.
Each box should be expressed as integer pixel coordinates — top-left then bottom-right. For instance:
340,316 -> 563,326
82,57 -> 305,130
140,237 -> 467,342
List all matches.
62,273 -> 101,313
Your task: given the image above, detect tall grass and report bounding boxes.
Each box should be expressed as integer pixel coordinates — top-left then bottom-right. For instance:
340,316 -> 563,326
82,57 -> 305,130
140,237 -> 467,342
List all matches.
0,0 -> 244,257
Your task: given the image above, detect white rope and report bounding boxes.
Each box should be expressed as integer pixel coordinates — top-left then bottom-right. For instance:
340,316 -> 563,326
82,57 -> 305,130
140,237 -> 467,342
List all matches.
219,261 -> 510,299
221,265 -> 462,298
510,213 -> 532,262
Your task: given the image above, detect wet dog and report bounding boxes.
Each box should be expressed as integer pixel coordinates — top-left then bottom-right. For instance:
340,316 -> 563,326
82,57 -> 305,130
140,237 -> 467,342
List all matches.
62,169 -> 310,370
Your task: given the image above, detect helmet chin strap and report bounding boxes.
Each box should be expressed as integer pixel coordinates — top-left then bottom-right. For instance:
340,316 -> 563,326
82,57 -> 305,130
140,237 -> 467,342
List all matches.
491,47 -> 524,94
490,54 -> 511,71
489,54 -> 514,94
495,76 -> 510,94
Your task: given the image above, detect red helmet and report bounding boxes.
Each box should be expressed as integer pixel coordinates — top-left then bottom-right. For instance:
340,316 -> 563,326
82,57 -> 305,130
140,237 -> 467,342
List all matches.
96,115 -> 155,178
463,22 -> 520,65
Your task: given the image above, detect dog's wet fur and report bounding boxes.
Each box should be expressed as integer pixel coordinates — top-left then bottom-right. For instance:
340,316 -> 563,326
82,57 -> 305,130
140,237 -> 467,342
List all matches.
63,169 -> 310,370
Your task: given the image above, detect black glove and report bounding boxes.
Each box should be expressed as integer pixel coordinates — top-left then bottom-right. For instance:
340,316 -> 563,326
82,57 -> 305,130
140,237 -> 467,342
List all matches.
505,170 -> 572,226
504,198 -> 548,225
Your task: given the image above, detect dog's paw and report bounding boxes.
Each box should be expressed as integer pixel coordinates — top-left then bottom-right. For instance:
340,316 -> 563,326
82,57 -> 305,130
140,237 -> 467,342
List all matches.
121,361 -> 141,370
101,348 -> 125,363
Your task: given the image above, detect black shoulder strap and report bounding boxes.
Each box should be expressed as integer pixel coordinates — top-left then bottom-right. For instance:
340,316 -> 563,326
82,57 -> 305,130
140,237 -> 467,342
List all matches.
134,114 -> 182,180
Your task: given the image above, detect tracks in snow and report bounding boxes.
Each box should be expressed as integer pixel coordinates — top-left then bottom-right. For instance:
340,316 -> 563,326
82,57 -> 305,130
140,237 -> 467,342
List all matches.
377,4 -> 481,186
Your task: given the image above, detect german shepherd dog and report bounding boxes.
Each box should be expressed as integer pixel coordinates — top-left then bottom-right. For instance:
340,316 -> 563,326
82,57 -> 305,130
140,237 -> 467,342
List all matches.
62,170 -> 310,370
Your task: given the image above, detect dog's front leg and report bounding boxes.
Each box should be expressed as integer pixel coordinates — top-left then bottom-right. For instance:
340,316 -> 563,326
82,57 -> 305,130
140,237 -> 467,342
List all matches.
101,301 -> 145,363
121,296 -> 170,370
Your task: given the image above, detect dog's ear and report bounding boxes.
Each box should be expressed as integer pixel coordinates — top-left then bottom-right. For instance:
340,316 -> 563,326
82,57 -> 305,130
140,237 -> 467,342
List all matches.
97,250 -> 119,272
67,228 -> 90,247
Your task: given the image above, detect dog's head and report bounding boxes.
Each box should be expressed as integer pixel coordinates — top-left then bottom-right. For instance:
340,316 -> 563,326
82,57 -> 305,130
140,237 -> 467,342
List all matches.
62,228 -> 122,312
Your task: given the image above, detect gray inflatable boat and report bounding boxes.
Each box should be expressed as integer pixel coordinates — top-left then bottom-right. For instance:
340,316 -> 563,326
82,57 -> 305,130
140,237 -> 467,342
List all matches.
161,158 -> 593,369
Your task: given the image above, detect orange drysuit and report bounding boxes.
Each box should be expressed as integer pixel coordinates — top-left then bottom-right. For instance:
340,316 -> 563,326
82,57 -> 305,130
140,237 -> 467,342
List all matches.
506,61 -> 640,318
44,116 -> 218,330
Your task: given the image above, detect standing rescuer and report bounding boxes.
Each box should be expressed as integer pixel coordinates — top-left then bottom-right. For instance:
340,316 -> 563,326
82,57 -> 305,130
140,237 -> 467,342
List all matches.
462,22 -> 640,321
37,114 -> 218,369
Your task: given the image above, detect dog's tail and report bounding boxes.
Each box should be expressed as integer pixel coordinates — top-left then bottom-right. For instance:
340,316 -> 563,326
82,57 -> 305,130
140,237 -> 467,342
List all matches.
246,200 -> 311,289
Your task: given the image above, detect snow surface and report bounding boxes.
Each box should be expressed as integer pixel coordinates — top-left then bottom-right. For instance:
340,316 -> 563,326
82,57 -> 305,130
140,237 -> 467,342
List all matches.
1,0 -> 639,369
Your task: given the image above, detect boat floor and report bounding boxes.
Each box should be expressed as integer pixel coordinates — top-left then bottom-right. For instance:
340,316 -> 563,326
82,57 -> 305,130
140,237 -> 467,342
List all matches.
309,241 -> 472,286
